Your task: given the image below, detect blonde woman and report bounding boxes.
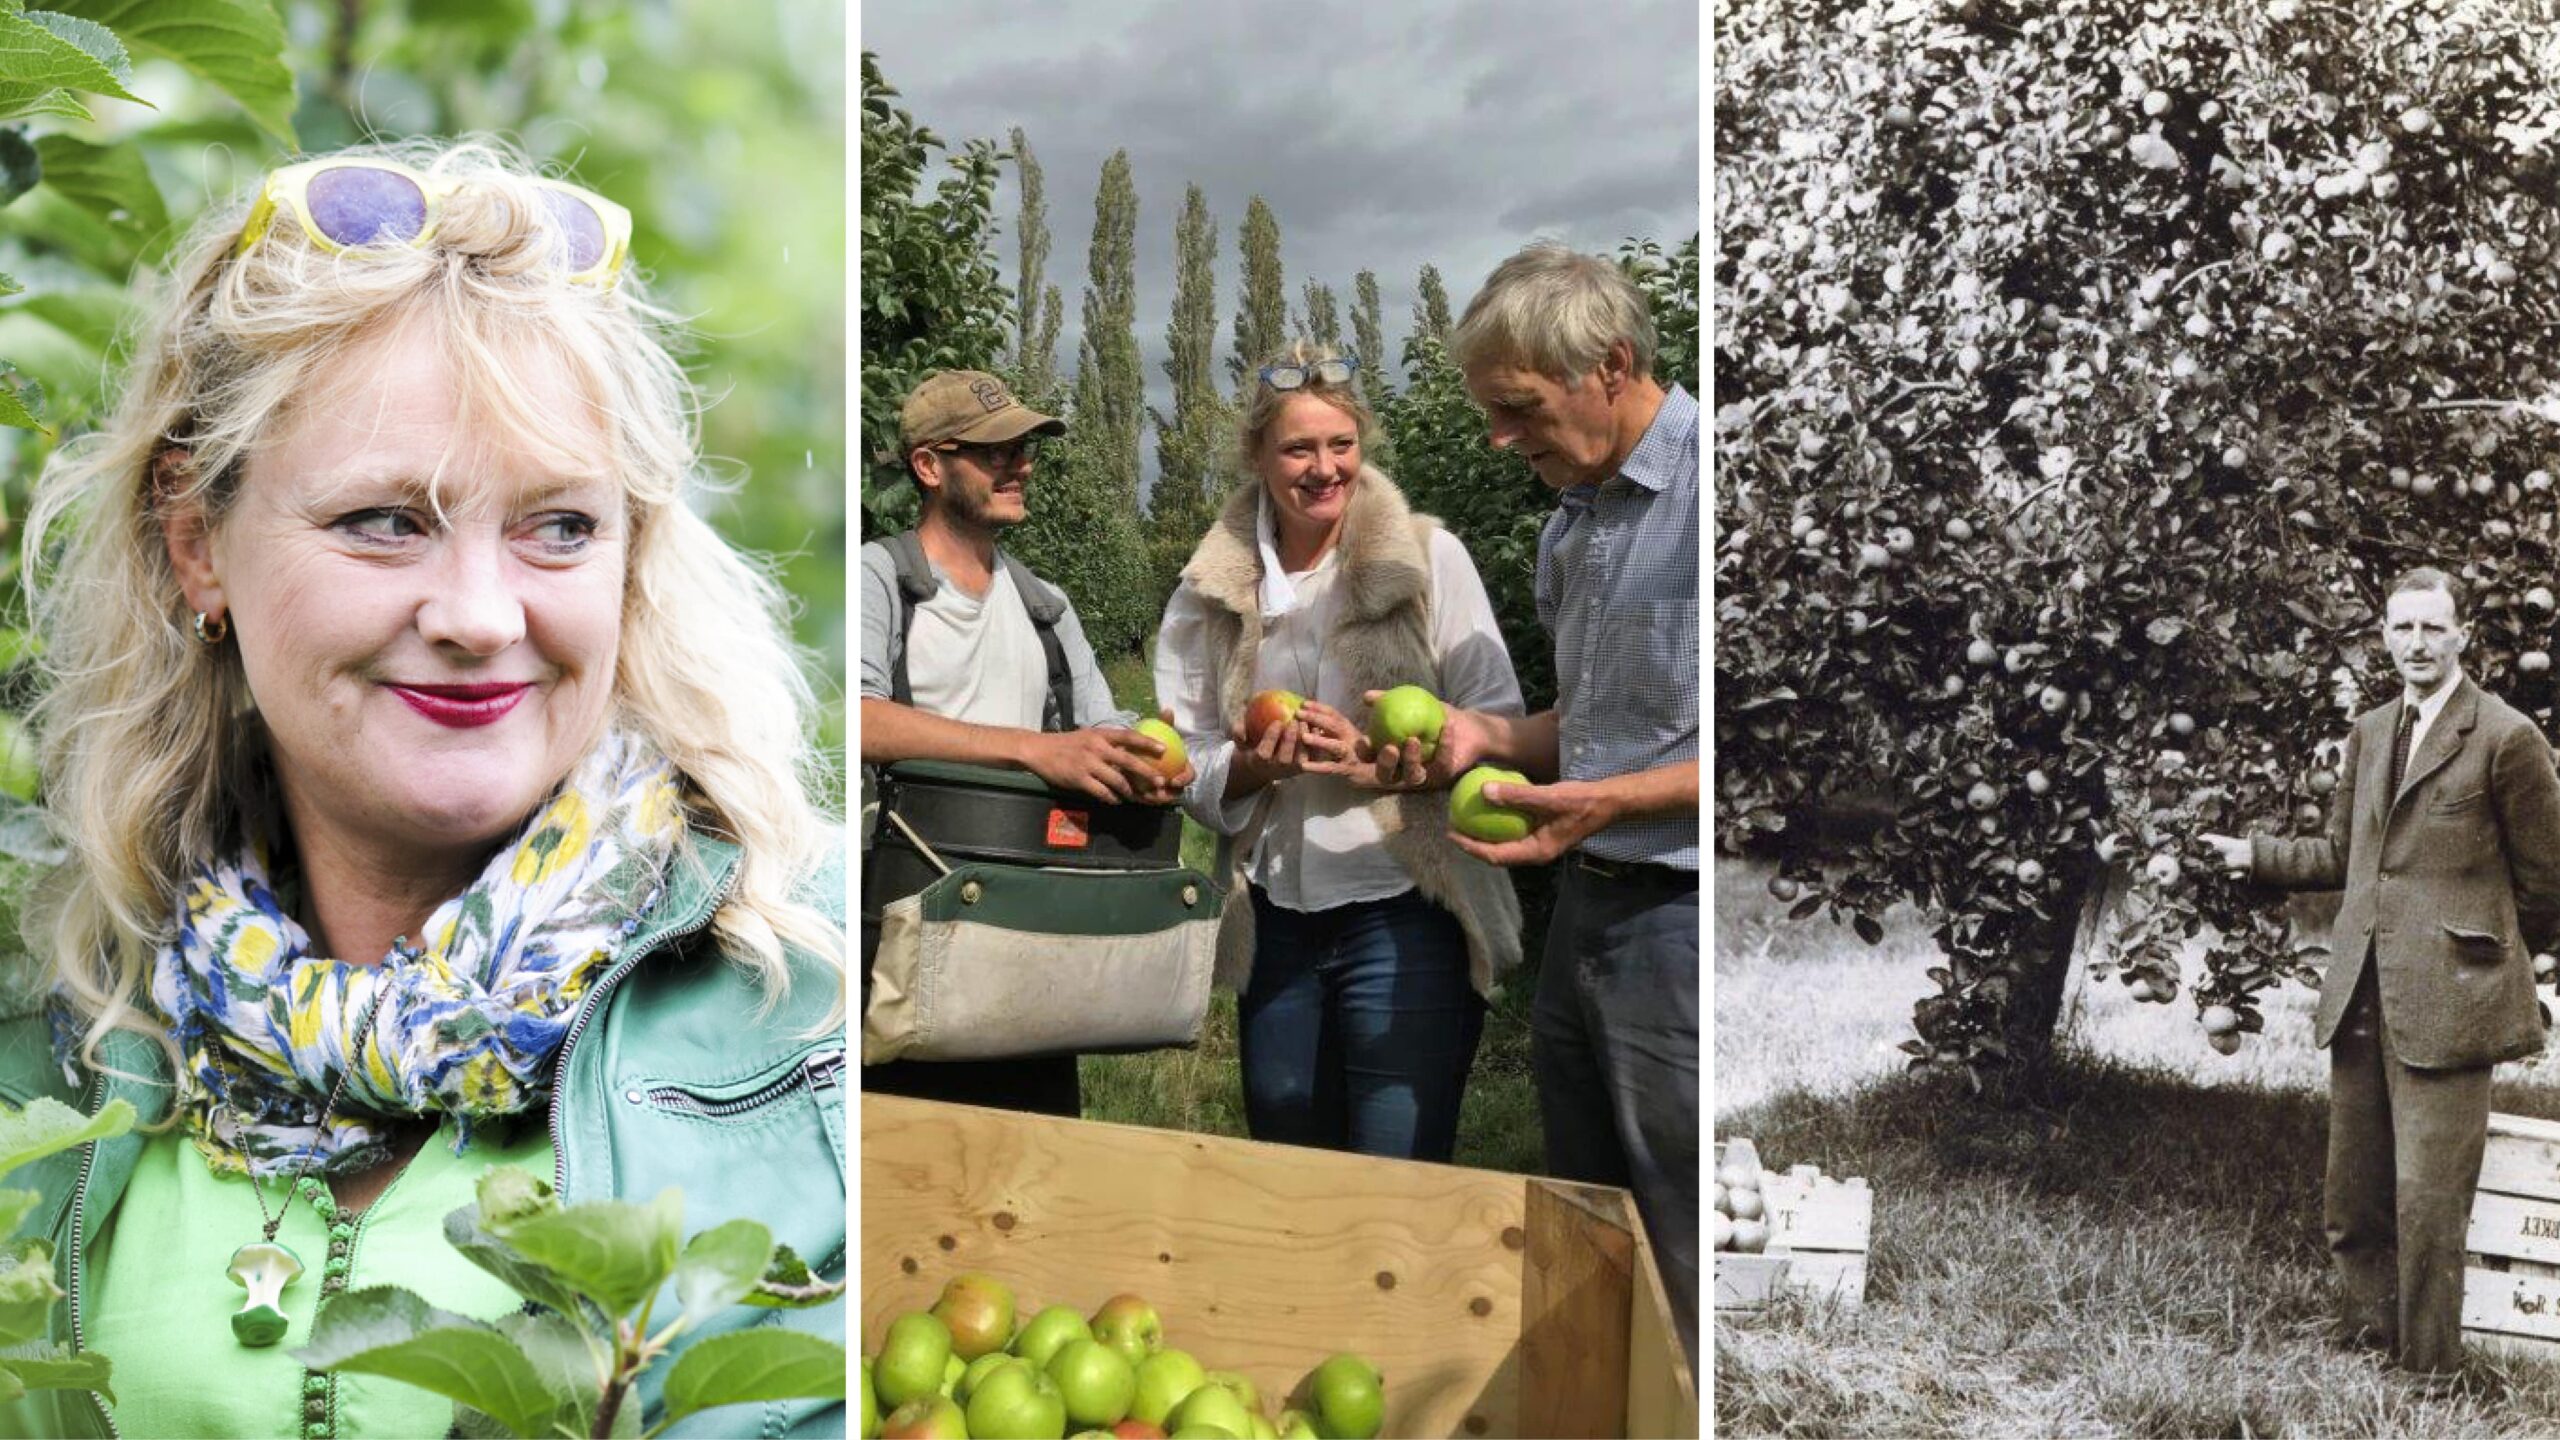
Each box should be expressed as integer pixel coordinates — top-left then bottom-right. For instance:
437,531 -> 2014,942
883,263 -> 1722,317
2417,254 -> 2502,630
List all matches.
0,141 -> 843,1438
1153,342 -> 1523,1162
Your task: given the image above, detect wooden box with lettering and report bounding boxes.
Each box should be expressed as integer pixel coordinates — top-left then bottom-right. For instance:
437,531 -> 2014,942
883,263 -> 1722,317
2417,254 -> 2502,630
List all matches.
2462,1111 -> 2560,1361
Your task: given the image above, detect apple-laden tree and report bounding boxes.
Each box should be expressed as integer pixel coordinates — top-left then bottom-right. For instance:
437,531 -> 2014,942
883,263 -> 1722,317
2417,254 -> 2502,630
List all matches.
1714,0 -> 2560,1085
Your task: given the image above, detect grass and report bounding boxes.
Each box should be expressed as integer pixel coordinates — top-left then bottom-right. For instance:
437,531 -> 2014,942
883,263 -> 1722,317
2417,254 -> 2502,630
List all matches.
1716,856 -> 2560,1437
1081,642 -> 1547,1177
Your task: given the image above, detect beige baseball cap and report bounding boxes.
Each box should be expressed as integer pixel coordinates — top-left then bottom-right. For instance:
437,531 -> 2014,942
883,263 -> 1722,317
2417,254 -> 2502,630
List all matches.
899,370 -> 1066,454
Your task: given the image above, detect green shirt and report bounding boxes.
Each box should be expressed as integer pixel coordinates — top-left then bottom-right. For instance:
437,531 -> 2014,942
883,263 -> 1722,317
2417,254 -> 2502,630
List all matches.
89,1117 -> 554,1439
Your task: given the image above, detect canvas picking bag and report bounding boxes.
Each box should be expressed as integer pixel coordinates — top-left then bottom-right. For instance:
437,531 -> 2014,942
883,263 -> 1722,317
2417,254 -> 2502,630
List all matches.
860,760 -> 1220,1064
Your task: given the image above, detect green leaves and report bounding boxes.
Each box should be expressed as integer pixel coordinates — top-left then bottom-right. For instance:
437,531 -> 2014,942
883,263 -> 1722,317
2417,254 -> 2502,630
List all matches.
0,7 -> 141,125
0,1343 -> 111,1404
295,1287 -> 562,1440
745,1244 -> 848,1309
0,1095 -> 131,1179
0,1236 -> 58,1345
44,0 -> 292,144
486,1186 -> 683,1318
659,1327 -> 847,1427
671,1218 -> 771,1323
30,135 -> 165,258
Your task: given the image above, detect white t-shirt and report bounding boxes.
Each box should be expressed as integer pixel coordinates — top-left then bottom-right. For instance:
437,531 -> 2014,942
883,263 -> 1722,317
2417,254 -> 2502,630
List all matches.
904,562 -> 1048,731
1154,504 -> 1525,913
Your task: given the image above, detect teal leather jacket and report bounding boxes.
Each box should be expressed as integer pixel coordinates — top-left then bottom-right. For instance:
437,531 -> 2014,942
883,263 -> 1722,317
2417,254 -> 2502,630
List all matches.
0,836 -> 847,1439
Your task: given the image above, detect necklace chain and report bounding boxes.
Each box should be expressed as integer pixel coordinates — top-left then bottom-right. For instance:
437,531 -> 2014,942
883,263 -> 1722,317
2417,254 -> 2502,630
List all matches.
245,950 -> 402,1243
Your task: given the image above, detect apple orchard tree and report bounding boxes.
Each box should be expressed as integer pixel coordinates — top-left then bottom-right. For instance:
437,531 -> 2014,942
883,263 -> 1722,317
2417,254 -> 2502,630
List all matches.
1713,0 -> 2560,1079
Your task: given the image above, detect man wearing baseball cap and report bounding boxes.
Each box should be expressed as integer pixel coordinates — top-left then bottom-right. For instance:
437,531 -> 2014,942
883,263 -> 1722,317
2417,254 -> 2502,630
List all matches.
860,370 -> 1189,1115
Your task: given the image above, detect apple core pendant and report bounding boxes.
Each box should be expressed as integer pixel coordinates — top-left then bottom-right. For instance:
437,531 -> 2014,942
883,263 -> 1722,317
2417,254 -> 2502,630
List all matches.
227,1240 -> 304,1347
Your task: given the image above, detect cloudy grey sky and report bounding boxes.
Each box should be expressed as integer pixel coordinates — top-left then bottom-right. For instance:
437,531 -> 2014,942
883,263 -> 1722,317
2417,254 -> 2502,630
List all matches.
862,0 -> 1700,494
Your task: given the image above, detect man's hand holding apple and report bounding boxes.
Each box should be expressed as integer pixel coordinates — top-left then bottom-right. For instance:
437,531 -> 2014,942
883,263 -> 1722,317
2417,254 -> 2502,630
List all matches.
1450,777 -> 1619,867
1354,690 -> 1491,791
1020,721 -> 1186,805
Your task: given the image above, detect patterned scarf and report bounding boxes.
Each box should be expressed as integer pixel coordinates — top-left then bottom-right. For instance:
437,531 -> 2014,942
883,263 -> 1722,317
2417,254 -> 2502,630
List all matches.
148,730 -> 688,1178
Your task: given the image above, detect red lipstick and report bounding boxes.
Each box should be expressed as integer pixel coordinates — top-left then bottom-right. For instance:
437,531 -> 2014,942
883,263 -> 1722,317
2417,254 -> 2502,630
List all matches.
388,682 -> 530,728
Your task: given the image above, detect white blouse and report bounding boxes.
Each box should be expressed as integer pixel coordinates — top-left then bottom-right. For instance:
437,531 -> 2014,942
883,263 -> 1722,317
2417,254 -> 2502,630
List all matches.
1153,495 -> 1526,913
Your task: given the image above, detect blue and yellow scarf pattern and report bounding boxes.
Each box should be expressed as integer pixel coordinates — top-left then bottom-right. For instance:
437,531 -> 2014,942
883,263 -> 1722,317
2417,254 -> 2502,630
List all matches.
149,732 -> 688,1178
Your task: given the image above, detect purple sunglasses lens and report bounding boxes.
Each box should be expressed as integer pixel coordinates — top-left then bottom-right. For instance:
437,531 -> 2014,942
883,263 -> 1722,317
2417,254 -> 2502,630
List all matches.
539,188 -> 609,272
303,166 -> 430,247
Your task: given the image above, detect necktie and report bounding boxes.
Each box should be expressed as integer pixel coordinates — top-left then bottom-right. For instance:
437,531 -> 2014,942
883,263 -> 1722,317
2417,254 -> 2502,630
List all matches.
2389,704 -> 2415,803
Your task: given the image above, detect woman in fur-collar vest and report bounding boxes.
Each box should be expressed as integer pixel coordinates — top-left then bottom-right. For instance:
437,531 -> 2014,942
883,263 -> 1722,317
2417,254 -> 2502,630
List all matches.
1151,341 -> 1526,1163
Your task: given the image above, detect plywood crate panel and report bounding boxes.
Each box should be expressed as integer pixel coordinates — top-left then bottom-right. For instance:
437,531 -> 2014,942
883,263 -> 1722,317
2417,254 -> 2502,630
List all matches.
862,1094 -> 1697,1439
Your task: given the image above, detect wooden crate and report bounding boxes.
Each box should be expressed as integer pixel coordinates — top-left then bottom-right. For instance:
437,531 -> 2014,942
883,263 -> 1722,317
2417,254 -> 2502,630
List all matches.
2465,1111 -> 2560,1362
1715,1140 -> 1874,1311
1763,1166 -> 1873,1308
862,1094 -> 1697,1439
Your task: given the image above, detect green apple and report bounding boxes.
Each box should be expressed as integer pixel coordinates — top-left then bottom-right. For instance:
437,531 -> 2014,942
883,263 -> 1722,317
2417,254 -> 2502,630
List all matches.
1167,1383 -> 1255,1440
932,1271 -> 1018,1360
874,1312 -> 955,1409
1134,718 -> 1188,782
1090,1292 -> 1165,1367
879,1395 -> 968,1440
1130,1348 -> 1209,1426
861,1358 -> 879,1440
1305,1354 -> 1383,1440
968,1361 -> 1070,1440
1247,1412 -> 1279,1440
1202,1371 -> 1262,1416
960,1351 -> 1025,1405
1365,684 -> 1445,760
1013,1304 -> 1097,1371
1449,765 -> 1534,843
1274,1410 -> 1319,1440
1168,1430 -> 1238,1440
938,1351 -> 966,1398
1048,1338 -> 1139,1429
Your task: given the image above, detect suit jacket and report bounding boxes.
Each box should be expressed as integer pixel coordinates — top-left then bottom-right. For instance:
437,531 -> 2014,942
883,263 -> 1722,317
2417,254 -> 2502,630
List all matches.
2253,676 -> 2560,1069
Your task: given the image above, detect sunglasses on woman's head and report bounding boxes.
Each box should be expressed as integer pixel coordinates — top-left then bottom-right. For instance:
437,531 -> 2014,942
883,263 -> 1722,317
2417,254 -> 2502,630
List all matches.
235,159 -> 634,285
1259,356 -> 1360,391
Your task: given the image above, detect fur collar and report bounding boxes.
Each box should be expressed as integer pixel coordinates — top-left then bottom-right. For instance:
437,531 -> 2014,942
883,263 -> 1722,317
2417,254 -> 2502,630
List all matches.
1183,466 -> 1432,626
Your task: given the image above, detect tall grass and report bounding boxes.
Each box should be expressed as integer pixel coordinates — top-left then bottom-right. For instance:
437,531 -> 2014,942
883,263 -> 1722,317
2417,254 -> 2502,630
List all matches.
1716,856 -> 2560,1436
1085,643 -> 1548,1177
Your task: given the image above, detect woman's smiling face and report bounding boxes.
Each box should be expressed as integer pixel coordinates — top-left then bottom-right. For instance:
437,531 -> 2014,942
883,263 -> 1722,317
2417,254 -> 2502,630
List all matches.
166,319 -> 626,871
1256,392 -> 1363,542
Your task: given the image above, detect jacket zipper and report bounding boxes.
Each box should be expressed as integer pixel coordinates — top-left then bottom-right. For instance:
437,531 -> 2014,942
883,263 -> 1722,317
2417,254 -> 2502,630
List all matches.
66,1067 -> 119,1440
641,1049 -> 843,1119
551,866 -> 741,1198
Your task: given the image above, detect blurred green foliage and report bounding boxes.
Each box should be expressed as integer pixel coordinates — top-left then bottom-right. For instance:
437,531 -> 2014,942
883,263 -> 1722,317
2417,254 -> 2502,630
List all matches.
0,0 -> 846,798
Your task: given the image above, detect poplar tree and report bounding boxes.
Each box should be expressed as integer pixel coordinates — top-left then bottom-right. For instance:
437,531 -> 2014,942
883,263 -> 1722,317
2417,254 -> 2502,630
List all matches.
1414,263 -> 1454,349
1352,269 -> 1388,403
1008,150 -> 1151,657
1301,279 -> 1340,349
1229,196 -> 1286,388
1148,184 -> 1234,608
1008,126 -> 1062,398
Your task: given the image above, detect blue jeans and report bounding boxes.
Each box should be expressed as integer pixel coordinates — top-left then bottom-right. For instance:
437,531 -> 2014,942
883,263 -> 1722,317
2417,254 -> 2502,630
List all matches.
1533,860 -> 1700,1372
1239,886 -> 1484,1162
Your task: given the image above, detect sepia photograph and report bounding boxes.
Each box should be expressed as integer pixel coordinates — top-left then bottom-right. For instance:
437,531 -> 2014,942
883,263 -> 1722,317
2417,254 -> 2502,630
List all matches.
1714,0 -> 2560,1432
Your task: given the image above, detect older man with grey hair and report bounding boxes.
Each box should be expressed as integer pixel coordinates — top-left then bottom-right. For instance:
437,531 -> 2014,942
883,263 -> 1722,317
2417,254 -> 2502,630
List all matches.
1362,240 -> 1700,1365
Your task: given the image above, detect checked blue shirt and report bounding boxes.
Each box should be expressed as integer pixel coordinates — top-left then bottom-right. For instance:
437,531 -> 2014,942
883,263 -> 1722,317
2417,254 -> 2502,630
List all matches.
1537,383 -> 1701,869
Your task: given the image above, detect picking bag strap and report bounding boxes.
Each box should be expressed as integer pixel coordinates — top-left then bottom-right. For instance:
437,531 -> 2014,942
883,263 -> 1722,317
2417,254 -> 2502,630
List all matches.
884,530 -> 939,708
999,549 -> 1078,734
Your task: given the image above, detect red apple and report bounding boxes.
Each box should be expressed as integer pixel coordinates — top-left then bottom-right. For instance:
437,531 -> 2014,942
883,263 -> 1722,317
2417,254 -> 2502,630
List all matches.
1242,689 -> 1307,747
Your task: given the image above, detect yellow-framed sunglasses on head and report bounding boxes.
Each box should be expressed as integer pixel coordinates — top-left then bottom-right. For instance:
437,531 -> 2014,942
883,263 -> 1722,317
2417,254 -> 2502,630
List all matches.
235,158 -> 634,285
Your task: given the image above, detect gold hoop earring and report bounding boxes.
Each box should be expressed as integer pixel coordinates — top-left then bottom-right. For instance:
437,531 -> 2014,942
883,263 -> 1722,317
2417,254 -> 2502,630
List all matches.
194,611 -> 229,645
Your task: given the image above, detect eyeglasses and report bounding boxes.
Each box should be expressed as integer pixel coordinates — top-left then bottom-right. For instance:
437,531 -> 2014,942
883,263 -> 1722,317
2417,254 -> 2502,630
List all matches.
1257,355 -> 1360,391
937,437 -> 1042,469
235,159 -> 634,285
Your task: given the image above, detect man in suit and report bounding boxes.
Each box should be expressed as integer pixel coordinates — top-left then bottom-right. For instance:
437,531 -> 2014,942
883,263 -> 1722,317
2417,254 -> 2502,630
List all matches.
2203,565 -> 2560,1375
